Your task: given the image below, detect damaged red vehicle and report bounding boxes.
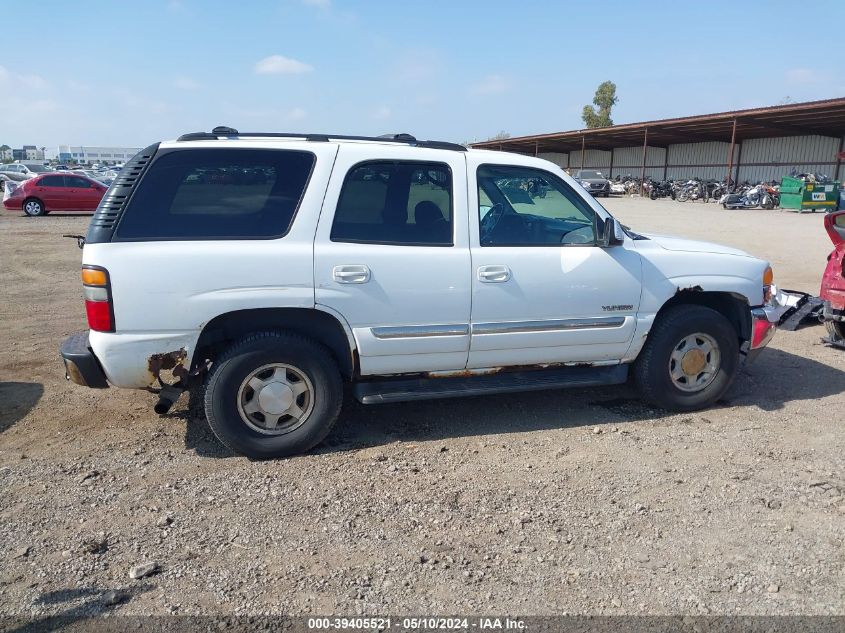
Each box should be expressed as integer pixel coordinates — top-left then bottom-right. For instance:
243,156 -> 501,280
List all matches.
821,210 -> 845,347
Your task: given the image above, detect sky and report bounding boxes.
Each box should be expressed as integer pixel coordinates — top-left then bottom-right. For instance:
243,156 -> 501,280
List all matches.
1,0 -> 844,149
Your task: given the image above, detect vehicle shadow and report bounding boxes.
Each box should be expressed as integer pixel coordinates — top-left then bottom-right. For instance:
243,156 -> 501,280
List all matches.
3,583 -> 154,633
317,347 -> 845,454
178,389 -> 236,459
0,382 -> 44,433
176,347 -> 844,458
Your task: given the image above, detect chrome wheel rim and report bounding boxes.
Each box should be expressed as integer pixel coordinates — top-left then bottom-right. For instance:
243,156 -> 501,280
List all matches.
25,201 -> 41,214
668,332 -> 721,393
237,363 -> 314,435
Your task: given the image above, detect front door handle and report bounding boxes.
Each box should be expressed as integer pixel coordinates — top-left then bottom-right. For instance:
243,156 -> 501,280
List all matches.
477,265 -> 511,283
333,264 -> 371,284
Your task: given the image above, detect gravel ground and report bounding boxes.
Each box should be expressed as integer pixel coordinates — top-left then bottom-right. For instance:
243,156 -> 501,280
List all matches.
1,199 -> 844,619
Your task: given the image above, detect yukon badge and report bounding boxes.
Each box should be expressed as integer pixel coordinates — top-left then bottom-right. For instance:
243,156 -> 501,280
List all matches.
602,304 -> 633,311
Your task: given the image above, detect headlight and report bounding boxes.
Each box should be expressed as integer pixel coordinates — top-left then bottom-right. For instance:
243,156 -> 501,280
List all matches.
580,180 -> 591,187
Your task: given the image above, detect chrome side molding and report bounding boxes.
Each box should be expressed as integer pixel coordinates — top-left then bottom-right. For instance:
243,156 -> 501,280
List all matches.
371,324 -> 470,339
472,316 -> 626,335
370,317 -> 626,339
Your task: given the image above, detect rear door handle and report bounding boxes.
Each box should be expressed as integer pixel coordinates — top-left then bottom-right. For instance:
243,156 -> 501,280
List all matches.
333,265 -> 371,284
477,265 -> 511,283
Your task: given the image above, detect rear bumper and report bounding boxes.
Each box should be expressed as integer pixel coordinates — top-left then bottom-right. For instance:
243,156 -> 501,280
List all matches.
745,306 -> 778,363
60,331 -> 109,388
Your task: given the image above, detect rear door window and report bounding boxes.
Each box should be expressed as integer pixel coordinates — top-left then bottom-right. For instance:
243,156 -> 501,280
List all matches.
330,161 -> 452,246
115,149 -> 315,240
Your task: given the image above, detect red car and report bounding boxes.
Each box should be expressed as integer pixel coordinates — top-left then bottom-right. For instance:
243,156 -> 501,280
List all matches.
2,173 -> 107,216
821,210 -> 845,347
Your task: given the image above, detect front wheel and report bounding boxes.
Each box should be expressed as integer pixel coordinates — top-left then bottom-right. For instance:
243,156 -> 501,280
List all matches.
633,305 -> 739,411
204,331 -> 343,459
23,198 -> 46,216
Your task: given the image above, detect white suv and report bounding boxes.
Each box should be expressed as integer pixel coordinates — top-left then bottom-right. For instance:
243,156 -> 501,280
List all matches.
60,128 -> 779,458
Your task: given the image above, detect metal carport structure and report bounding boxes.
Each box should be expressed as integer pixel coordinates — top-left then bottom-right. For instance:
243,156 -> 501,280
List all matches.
470,97 -> 845,186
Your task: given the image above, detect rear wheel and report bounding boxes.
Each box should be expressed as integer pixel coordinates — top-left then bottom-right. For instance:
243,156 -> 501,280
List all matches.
23,198 -> 46,216
204,331 -> 343,459
634,305 -> 739,411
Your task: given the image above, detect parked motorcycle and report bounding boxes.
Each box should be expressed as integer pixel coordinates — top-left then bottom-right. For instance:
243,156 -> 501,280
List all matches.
720,182 -> 778,209
647,179 -> 674,199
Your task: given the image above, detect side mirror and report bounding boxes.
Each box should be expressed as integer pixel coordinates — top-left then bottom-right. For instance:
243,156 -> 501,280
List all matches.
599,217 -> 625,247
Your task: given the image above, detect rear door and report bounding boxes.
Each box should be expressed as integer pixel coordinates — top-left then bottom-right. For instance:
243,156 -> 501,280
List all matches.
34,175 -> 67,210
314,144 -> 471,375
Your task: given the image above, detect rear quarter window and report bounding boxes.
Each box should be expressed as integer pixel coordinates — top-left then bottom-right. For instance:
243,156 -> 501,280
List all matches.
114,148 -> 315,240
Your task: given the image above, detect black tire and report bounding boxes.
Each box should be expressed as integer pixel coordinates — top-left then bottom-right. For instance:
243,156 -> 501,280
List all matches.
23,198 -> 46,216
826,320 -> 845,344
204,331 -> 343,459
633,304 -> 740,411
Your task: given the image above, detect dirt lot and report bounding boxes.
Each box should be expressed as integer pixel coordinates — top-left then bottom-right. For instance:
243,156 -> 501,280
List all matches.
1,198 -> 844,620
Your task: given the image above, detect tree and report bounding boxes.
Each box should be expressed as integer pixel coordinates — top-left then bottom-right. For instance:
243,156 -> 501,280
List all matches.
581,81 -> 618,128
488,131 -> 510,141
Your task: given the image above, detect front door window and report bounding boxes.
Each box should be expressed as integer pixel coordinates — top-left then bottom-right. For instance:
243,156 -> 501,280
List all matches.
477,165 -> 597,246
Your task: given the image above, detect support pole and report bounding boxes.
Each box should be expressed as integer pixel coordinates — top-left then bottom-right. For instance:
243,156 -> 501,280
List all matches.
580,135 -> 585,170
726,118 -> 737,188
663,147 -> 669,182
640,128 -> 649,196
534,140 -> 538,157
835,136 -> 844,182
608,148 -> 614,179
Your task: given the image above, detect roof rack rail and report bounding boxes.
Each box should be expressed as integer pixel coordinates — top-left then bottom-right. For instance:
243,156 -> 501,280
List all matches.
176,128 -> 468,152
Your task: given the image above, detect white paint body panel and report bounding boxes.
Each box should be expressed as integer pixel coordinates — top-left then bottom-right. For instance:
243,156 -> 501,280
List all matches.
84,141 -> 338,388
313,144 -> 472,375
78,139 -> 771,388
465,151 -> 642,367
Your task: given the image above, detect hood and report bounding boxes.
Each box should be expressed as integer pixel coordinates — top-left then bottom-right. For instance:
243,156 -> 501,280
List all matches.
642,233 -> 754,258
579,178 -> 608,184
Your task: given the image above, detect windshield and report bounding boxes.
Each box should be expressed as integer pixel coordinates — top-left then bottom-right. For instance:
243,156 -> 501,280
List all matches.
25,165 -> 50,173
576,170 -> 604,179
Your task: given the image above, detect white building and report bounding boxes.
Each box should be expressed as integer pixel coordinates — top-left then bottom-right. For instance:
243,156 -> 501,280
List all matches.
56,145 -> 142,165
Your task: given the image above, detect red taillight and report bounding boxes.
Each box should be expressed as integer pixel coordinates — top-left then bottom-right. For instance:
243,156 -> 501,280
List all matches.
85,300 -> 113,331
82,266 -> 114,332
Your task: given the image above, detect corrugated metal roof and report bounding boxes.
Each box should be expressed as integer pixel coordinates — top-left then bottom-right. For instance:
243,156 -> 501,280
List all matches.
472,97 -> 845,153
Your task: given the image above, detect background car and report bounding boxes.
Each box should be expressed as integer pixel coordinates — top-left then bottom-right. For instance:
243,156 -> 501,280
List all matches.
2,172 -> 107,216
0,162 -> 53,184
572,169 -> 611,197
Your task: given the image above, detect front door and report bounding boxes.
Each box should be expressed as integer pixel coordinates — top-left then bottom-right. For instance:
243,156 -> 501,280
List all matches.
466,159 -> 642,369
65,175 -> 99,211
314,145 -> 471,376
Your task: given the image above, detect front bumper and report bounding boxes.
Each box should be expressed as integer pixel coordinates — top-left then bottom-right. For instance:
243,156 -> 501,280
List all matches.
745,306 -> 778,363
60,331 -> 109,388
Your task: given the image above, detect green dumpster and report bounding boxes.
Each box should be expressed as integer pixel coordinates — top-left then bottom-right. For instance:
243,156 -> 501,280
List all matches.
779,176 -> 840,212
